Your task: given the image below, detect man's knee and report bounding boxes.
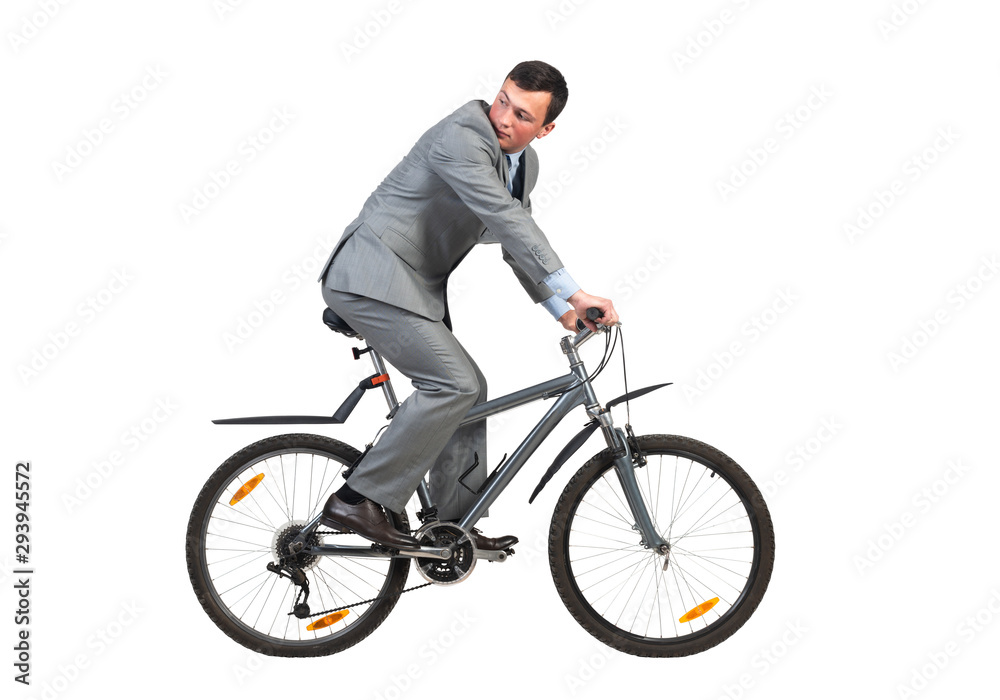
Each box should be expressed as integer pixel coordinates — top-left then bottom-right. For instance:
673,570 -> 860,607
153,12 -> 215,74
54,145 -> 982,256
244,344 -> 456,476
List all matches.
440,358 -> 485,410
473,373 -> 487,403
460,359 -> 487,404
452,372 -> 481,403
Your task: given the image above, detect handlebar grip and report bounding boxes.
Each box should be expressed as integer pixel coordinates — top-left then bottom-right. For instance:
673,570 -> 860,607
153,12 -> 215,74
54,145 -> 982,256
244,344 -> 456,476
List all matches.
575,307 -> 603,331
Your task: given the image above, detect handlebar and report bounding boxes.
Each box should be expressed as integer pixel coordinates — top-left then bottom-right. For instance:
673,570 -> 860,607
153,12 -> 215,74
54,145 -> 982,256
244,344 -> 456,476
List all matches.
567,307 -> 612,351
574,307 -> 604,332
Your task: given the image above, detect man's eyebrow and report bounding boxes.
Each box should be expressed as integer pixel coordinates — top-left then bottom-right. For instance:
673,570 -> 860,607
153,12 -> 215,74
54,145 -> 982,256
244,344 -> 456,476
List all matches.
499,90 -> 536,121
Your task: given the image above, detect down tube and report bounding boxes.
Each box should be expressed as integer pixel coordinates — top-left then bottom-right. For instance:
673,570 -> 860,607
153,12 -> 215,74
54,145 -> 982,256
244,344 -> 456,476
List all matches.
457,384 -> 587,530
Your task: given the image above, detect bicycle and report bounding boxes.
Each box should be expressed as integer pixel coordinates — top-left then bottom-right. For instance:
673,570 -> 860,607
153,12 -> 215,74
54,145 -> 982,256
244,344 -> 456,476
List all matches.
185,307 -> 775,658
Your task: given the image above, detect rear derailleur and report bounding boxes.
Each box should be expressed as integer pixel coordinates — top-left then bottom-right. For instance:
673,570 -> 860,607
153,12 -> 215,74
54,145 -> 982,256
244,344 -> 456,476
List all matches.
266,561 -> 312,619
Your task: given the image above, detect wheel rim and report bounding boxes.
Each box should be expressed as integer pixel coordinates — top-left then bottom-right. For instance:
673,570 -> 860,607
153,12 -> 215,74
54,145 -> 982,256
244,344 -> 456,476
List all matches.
563,448 -> 761,645
196,447 -> 400,647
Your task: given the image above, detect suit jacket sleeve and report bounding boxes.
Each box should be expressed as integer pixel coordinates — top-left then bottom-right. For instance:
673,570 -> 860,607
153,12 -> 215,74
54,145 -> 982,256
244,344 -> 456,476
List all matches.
426,117 -> 564,287
501,245 -> 557,303
502,176 -> 560,304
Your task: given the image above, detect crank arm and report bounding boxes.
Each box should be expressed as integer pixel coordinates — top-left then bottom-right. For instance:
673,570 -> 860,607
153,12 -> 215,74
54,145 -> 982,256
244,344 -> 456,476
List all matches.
473,549 -> 509,562
393,547 -> 451,560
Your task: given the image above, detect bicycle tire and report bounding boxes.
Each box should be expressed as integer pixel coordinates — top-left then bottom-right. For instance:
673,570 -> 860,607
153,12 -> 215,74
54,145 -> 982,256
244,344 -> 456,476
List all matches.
549,434 -> 774,657
185,433 -> 410,657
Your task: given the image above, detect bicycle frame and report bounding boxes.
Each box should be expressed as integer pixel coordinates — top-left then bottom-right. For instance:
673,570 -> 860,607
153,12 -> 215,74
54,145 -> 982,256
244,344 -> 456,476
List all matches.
291,326 -> 669,558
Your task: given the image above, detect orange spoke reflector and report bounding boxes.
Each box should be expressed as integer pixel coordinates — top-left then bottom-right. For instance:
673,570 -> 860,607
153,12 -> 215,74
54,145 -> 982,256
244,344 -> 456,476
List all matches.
229,474 -> 265,506
307,610 -> 349,631
371,373 -> 390,386
679,597 -> 720,623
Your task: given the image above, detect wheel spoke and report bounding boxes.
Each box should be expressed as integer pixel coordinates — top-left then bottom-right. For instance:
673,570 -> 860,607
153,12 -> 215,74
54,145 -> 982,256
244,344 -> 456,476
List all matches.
572,512 -> 641,536
592,551 -> 652,615
668,467 -> 711,532
593,475 -> 636,525
212,551 -> 273,580
571,548 -> 648,579
672,551 -> 747,594
679,509 -> 749,538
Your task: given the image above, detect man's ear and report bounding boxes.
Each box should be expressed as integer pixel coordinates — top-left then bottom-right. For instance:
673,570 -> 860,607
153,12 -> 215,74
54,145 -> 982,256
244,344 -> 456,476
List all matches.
535,122 -> 556,140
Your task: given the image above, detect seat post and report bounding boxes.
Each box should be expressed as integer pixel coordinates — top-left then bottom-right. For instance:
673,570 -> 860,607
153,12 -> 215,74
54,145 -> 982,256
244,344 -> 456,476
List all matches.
365,344 -> 400,418
323,306 -> 399,417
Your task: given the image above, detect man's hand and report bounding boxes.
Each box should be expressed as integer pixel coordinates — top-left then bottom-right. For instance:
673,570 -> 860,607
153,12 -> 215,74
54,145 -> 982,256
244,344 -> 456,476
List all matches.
567,291 -> 619,332
558,309 -> 578,332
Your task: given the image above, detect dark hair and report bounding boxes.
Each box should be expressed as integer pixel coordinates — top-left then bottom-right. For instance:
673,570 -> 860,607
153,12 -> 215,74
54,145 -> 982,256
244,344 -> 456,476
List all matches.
506,60 -> 568,125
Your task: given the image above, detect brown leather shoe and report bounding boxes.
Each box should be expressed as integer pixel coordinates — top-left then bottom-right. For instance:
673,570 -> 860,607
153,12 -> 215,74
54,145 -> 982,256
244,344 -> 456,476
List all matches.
468,528 -> 518,551
320,494 -> 419,549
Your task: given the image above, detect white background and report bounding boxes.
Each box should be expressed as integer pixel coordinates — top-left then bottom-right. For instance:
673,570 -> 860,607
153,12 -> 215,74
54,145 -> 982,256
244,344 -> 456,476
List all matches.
2,1 -> 999,698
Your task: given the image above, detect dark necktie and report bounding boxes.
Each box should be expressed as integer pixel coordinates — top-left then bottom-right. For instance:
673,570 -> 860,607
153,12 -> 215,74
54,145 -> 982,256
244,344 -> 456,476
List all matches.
506,155 -> 524,202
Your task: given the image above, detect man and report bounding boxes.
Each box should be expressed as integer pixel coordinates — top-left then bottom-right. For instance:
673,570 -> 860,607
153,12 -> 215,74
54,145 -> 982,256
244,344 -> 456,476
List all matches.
317,60 -> 618,549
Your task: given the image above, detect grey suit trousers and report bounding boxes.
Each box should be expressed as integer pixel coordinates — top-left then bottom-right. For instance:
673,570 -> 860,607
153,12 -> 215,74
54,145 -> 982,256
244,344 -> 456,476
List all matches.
321,286 -> 488,519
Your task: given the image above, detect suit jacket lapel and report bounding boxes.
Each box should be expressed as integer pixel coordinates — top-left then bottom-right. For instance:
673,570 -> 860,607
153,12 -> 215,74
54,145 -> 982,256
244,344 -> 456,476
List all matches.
520,145 -> 537,209
497,151 -> 510,190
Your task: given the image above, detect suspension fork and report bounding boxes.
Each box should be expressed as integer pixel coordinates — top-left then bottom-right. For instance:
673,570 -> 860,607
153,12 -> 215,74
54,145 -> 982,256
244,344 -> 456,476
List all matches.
564,333 -> 667,552
594,414 -> 668,551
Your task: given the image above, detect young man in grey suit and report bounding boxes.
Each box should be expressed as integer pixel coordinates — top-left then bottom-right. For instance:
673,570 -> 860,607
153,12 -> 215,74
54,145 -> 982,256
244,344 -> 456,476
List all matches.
317,61 -> 619,549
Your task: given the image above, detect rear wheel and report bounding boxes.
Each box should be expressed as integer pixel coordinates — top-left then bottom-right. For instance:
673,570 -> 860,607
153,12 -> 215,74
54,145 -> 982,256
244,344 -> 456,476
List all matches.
185,433 -> 409,657
549,434 -> 774,657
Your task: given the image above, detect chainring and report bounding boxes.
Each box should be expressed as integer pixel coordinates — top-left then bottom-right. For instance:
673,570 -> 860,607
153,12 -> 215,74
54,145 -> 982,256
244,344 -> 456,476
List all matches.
414,521 -> 476,585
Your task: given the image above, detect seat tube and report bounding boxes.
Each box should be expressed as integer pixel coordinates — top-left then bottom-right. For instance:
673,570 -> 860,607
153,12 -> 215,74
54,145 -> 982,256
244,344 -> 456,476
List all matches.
415,481 -> 433,514
366,346 -> 400,417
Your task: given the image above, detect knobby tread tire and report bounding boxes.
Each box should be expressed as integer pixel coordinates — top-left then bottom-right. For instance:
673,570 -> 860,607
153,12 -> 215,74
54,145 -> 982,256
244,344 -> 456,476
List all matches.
548,434 -> 775,657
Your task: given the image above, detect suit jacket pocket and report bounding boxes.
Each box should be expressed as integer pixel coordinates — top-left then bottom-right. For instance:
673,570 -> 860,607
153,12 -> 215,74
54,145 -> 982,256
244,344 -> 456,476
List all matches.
378,226 -> 427,272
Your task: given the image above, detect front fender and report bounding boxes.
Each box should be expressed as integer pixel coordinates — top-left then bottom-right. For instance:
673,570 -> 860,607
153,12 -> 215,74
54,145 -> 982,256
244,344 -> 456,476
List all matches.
527,382 -> 673,504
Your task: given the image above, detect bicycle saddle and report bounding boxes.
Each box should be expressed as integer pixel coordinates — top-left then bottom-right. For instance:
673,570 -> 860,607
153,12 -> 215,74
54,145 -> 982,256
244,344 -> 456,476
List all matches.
322,308 -> 358,337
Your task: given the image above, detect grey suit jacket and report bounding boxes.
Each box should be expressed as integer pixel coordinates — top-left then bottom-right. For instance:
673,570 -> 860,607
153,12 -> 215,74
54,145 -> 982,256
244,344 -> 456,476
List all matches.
318,100 -> 563,322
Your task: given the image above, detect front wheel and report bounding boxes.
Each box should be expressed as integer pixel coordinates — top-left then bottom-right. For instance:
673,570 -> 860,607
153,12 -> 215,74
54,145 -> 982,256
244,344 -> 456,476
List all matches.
185,433 -> 410,657
549,434 -> 774,657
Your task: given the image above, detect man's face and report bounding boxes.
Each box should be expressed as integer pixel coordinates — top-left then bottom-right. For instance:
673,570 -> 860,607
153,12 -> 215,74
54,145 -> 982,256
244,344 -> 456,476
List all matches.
488,78 -> 556,154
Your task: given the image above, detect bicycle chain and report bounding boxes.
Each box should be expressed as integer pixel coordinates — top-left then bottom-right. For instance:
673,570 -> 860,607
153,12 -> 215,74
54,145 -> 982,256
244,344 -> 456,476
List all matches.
294,580 -> 436,620
283,530 -> 436,619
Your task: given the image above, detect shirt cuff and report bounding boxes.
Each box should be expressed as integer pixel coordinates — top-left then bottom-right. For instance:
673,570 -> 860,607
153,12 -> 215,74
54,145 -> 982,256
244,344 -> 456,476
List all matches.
540,294 -> 572,320
541,268 -> 581,301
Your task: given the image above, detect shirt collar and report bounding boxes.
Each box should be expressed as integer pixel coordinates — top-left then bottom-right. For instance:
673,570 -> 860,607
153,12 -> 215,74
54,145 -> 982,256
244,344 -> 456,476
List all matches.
505,148 -> 525,167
